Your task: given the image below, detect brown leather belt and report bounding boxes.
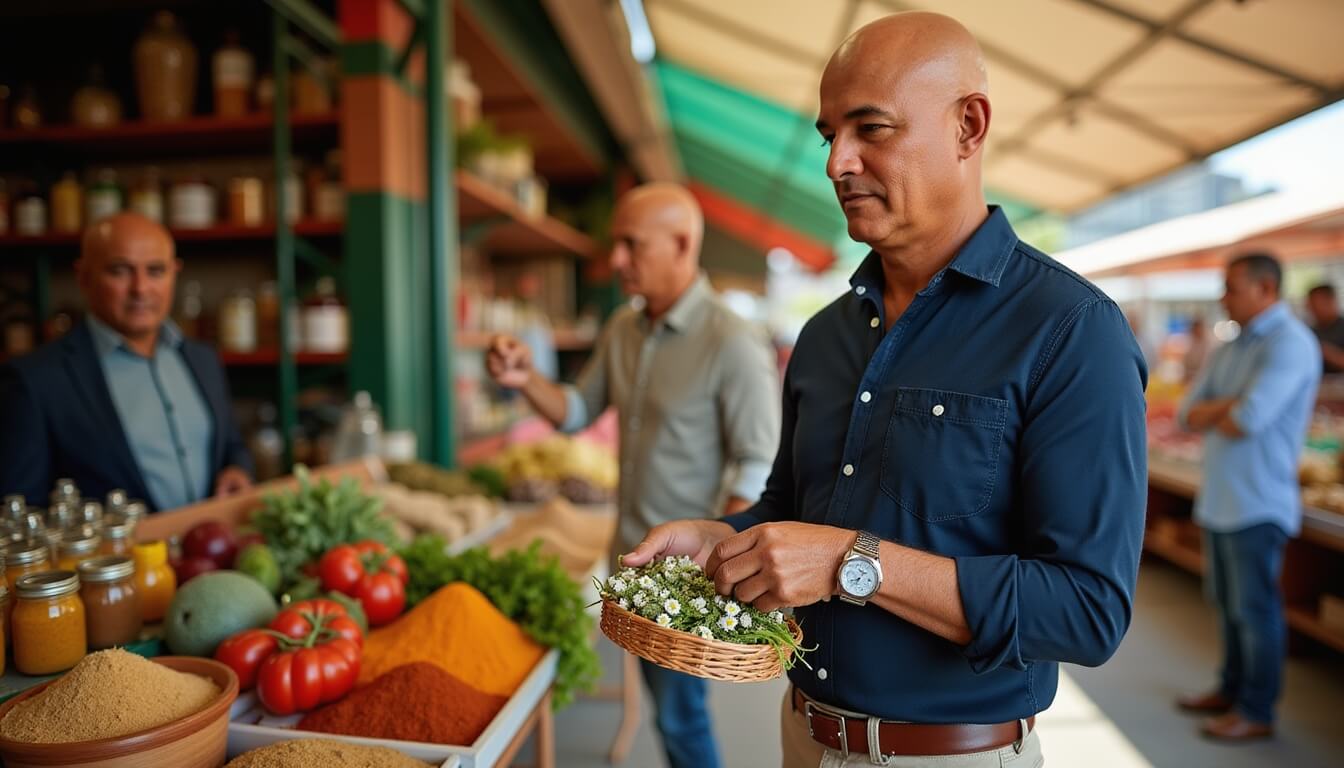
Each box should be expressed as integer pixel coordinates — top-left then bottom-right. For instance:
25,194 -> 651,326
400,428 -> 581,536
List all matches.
792,686 -> 1034,759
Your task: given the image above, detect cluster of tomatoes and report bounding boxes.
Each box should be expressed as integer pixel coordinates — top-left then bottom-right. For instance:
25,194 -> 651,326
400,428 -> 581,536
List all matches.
214,541 -> 409,715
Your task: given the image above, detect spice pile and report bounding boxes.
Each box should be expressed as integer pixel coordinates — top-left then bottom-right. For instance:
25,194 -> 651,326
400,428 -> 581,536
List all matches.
0,649 -> 220,743
358,582 -> 544,695
299,662 -> 507,746
225,738 -> 431,768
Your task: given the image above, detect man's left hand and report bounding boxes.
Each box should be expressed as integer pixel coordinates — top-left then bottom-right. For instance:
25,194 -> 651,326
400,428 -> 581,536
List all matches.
705,522 -> 855,613
213,466 -> 253,497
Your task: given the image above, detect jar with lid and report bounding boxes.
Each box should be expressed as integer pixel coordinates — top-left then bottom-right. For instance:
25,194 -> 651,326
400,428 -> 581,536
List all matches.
219,288 -> 258,352
12,571 -> 86,675
56,532 -> 101,571
134,11 -> 198,122
52,478 -> 78,504
131,540 -> 175,622
302,277 -> 348,353
5,541 -> 49,643
213,30 -> 254,118
18,511 -> 44,545
78,557 -> 142,650
169,174 -> 217,230
129,167 -> 165,223
228,176 -> 265,227
70,64 -> 123,128
3,496 -> 25,524
314,150 -> 344,222
50,173 -> 83,234
14,194 -> 47,236
99,518 -> 136,556
123,502 -> 148,526
86,169 -> 123,223
105,489 -> 129,515
78,501 -> 103,531
46,500 -> 74,530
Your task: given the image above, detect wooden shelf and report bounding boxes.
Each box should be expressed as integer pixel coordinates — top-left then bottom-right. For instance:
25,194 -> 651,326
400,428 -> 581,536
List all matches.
1286,606 -> 1344,653
220,350 -> 347,367
456,170 -> 597,258
1144,528 -> 1205,575
0,220 -> 342,248
0,113 -> 339,158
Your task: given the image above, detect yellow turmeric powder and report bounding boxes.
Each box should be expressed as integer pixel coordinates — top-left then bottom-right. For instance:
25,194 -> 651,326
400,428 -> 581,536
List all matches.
358,582 -> 545,696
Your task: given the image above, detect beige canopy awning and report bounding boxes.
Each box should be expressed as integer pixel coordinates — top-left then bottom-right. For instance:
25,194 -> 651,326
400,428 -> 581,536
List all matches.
643,0 -> 1344,213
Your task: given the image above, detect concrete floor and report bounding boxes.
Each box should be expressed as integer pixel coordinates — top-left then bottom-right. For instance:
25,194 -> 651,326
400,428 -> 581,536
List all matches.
536,559 -> 1344,768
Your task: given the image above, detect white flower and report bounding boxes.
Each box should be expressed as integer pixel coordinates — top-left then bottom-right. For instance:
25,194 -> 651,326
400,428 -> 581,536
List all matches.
662,557 -> 679,572
608,577 -> 628,593
679,555 -> 694,567
713,595 -> 725,606
690,596 -> 708,614
724,601 -> 741,617
639,576 -> 657,590
660,588 -> 670,599
740,613 -> 753,629
621,568 -> 637,580
695,625 -> 714,640
769,610 -> 785,624
633,591 -> 649,608
718,615 -> 739,632
656,613 -> 673,627
663,598 -> 681,616
618,598 -> 630,610
681,571 -> 695,581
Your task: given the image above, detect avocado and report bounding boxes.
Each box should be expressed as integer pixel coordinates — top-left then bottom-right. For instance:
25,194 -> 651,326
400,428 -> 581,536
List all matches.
164,570 -> 278,657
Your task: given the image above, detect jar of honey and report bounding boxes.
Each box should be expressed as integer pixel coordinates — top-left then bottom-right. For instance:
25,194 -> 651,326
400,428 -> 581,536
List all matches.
99,519 -> 136,556
56,532 -> 102,571
78,557 -> 142,650
13,571 -> 86,675
131,540 -> 176,623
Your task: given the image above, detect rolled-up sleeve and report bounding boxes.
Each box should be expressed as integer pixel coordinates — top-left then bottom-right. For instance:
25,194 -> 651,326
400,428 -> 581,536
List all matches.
956,299 -> 1148,672
718,328 -> 781,503
558,325 -> 612,434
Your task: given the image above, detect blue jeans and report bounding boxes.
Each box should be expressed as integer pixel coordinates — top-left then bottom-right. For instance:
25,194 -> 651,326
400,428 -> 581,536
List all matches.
1205,522 -> 1288,724
639,659 -> 721,768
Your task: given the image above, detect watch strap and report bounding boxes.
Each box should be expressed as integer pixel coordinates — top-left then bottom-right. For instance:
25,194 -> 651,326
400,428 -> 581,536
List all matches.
853,530 -> 881,560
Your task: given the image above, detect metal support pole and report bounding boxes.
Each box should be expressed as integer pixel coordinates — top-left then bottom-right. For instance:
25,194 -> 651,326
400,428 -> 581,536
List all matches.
425,0 -> 457,466
273,9 -> 298,468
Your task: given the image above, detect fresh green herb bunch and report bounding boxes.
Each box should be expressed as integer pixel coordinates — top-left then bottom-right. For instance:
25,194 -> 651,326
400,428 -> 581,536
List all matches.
597,556 -> 807,669
251,465 -> 396,589
399,536 -> 600,710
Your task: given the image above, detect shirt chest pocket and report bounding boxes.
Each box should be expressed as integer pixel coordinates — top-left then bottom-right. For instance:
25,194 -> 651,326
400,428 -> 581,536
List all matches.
879,387 -> 1008,522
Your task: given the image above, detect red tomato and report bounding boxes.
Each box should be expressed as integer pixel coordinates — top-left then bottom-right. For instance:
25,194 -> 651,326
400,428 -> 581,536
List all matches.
270,602 -> 363,648
255,637 -> 360,715
214,629 -> 278,690
356,571 -> 406,626
317,545 -> 364,595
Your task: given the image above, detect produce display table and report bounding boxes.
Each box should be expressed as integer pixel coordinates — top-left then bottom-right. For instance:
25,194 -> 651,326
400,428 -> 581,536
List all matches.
1146,451 -> 1344,654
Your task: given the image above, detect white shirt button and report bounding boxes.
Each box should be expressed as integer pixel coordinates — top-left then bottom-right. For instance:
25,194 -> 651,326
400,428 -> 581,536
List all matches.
860,391 -> 872,403
842,464 -> 854,477
855,286 -> 866,296
870,317 -> 880,328
932,404 -> 945,417
817,667 -> 829,681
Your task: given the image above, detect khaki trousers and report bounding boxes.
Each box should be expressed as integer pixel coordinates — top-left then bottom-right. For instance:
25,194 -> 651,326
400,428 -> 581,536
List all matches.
780,689 -> 1044,768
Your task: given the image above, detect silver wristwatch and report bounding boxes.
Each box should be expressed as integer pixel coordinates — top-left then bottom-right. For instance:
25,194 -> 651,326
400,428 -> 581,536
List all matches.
837,531 -> 883,606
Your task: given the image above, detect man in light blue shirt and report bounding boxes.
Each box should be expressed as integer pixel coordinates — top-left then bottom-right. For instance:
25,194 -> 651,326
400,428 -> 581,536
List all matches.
1177,252 -> 1320,741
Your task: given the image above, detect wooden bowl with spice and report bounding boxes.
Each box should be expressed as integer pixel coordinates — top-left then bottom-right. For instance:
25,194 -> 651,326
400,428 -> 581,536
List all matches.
0,653 -> 239,768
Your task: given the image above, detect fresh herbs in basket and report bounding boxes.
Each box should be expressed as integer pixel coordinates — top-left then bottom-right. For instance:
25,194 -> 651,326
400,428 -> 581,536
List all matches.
596,556 -> 809,676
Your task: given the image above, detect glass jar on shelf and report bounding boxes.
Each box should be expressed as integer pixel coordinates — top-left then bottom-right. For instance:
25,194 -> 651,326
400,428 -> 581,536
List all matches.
50,173 -> 83,234
14,193 -> 47,236
129,167 -> 165,223
169,173 -> 217,230
175,279 -> 204,338
99,517 -> 135,557
56,531 -> 101,572
219,287 -> 258,353
86,169 -> 123,223
228,176 -> 265,227
78,556 -> 141,650
301,277 -> 347,353
212,30 -> 254,118
70,64 -> 123,128
256,281 -> 279,350
12,571 -> 86,676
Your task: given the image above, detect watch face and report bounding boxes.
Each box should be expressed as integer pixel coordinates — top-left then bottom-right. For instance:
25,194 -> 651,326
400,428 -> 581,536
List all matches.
840,558 -> 879,598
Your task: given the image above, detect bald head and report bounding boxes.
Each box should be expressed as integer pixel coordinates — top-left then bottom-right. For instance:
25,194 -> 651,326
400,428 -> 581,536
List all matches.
77,213 -> 180,346
818,11 -> 992,252
609,183 -> 704,316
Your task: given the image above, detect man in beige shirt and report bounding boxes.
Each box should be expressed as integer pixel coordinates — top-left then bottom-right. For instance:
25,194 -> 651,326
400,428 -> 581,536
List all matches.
487,182 -> 780,768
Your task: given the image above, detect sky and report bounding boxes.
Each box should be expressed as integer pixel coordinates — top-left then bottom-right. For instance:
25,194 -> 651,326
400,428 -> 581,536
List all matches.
1209,100 -> 1344,193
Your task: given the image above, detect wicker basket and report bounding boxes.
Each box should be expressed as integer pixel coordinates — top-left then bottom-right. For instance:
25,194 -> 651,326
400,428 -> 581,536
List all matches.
600,600 -> 803,682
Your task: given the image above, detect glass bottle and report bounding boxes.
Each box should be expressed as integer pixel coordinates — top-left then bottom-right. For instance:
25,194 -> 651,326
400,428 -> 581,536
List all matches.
14,193 -> 46,236
134,11 -> 198,122
50,173 -> 83,234
12,571 -> 86,675
219,287 -> 258,352
86,168 -> 123,223
213,30 -> 254,118
129,167 -> 165,223
301,276 -> 347,353
70,64 -> 123,128
99,518 -> 136,556
131,540 -> 175,622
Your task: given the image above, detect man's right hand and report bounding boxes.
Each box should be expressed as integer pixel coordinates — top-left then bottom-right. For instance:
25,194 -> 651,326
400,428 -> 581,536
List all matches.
621,519 -> 736,569
486,334 -> 533,389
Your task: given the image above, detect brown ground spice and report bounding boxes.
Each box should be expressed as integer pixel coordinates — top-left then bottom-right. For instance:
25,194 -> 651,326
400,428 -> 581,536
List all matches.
299,662 -> 507,746
225,738 -> 433,767
0,649 -> 220,743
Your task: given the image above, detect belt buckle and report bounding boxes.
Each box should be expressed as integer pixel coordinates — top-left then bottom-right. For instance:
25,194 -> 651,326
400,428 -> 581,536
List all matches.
804,701 -> 849,757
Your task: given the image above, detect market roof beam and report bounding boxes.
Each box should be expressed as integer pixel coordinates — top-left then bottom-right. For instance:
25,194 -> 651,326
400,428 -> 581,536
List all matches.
1068,0 -> 1335,96
263,0 -> 340,51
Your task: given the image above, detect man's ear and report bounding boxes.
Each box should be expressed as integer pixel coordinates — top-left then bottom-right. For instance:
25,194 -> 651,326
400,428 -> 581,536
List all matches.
957,93 -> 991,160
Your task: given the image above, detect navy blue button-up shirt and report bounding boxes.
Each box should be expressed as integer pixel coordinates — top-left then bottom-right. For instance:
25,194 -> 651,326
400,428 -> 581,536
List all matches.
724,208 -> 1148,724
